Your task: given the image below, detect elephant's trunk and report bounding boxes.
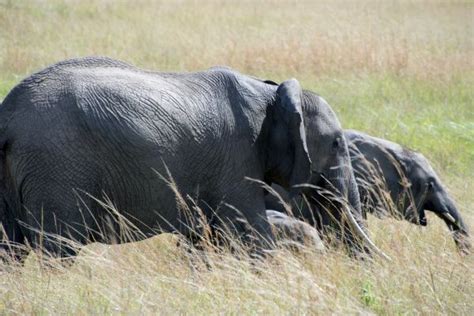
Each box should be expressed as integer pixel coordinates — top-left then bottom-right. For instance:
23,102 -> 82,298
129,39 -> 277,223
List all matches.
436,198 -> 471,254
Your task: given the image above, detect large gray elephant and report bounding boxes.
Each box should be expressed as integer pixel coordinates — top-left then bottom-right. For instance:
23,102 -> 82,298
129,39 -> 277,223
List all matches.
0,56 -> 380,261
345,129 -> 471,253
266,130 -> 470,253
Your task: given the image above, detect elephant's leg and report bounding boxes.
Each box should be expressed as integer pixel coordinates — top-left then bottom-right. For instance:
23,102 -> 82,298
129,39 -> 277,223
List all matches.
0,228 -> 29,266
0,200 -> 30,265
0,247 -> 30,270
20,182 -> 97,261
25,221 -> 83,261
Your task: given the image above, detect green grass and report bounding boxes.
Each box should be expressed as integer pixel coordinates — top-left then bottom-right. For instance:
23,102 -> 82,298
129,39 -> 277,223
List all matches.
312,74 -> 474,175
0,0 -> 473,314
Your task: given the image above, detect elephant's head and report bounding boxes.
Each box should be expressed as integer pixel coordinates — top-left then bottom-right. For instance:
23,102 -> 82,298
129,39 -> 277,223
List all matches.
405,153 -> 471,254
264,79 -> 386,258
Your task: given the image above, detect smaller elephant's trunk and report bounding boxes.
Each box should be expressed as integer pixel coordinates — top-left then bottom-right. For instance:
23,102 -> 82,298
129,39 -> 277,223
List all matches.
425,190 -> 471,254
436,200 -> 471,254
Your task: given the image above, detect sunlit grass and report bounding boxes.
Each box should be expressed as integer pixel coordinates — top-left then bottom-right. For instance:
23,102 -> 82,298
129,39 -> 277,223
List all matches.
1,215 -> 472,314
0,0 -> 473,314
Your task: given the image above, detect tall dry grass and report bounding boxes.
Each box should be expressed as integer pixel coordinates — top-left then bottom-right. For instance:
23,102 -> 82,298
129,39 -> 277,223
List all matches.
1,213 -> 472,314
0,0 -> 472,79
0,0 -> 473,314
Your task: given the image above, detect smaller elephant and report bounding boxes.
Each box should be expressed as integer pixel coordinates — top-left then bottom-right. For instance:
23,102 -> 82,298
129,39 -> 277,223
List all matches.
346,129 -> 470,253
266,210 -> 325,252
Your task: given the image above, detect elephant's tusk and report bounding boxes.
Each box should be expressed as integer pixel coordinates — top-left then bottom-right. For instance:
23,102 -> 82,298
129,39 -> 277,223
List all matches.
442,212 -> 456,225
343,203 -> 392,262
292,182 -> 392,261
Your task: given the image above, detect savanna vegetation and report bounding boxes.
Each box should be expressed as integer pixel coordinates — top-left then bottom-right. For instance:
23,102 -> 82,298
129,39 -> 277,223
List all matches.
0,0 -> 472,314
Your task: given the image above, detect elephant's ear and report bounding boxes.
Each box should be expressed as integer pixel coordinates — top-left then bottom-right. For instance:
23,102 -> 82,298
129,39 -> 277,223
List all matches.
274,79 -> 312,188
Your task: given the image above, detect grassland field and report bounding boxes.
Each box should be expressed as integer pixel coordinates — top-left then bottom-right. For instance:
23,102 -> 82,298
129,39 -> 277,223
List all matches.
0,1 -> 473,314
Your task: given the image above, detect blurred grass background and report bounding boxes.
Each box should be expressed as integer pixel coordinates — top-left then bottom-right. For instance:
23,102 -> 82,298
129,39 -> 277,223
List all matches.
0,0 -> 473,314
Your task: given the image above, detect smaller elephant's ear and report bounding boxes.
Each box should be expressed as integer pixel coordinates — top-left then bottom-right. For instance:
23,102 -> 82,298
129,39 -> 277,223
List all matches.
275,79 -> 312,189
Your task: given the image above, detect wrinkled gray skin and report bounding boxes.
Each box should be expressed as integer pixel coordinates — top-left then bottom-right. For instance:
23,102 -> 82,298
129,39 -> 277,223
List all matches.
266,130 -> 471,254
0,56 -> 370,260
266,210 -> 325,251
345,129 -> 471,253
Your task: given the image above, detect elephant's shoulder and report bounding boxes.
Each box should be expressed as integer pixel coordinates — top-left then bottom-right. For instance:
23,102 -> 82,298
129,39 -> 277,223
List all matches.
205,66 -> 265,84
207,65 -> 235,72
203,66 -> 243,84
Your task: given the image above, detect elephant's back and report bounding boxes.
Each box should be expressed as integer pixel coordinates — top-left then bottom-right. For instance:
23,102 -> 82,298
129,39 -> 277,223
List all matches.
1,56 -> 270,186
345,130 -> 407,161
346,130 -> 409,205
2,57 -> 218,142
1,57 -> 268,140
1,56 -> 207,115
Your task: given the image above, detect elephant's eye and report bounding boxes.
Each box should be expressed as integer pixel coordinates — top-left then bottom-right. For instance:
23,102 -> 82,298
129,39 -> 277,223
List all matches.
427,181 -> 434,190
332,137 -> 341,150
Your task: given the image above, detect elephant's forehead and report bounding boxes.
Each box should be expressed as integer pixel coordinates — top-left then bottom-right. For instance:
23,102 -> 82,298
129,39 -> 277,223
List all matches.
305,113 -> 341,137
411,153 -> 438,179
304,114 -> 340,138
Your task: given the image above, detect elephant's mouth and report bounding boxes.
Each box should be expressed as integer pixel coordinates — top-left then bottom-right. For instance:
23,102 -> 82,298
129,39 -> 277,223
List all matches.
404,205 -> 427,226
419,208 -> 427,226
